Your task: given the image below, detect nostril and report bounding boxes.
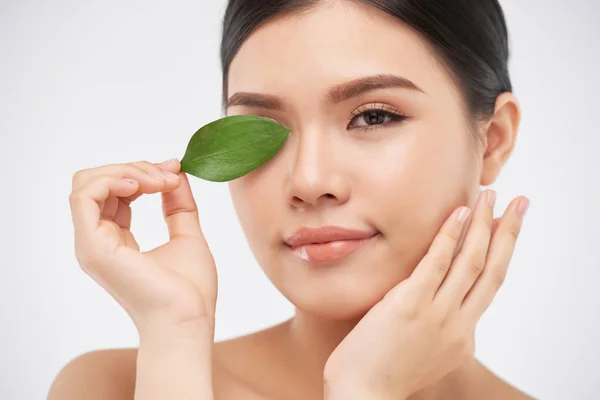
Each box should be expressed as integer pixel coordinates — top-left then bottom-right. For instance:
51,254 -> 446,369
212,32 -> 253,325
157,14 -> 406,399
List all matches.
291,196 -> 304,207
289,193 -> 339,209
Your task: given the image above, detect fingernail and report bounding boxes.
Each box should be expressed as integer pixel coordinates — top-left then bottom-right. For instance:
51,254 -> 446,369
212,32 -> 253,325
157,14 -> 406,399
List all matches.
457,207 -> 471,223
159,158 -> 178,167
162,170 -> 180,180
517,198 -> 529,218
487,190 -> 497,207
148,170 -> 165,180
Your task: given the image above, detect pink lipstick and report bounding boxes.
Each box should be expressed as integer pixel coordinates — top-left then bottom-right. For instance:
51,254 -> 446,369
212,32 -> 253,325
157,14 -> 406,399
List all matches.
284,226 -> 378,263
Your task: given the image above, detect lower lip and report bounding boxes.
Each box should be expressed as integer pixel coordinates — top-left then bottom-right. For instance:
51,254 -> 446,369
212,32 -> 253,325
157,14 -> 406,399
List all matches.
288,235 -> 378,264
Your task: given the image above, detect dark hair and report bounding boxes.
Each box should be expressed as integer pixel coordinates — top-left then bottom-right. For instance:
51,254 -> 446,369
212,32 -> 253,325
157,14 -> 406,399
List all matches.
220,0 -> 512,146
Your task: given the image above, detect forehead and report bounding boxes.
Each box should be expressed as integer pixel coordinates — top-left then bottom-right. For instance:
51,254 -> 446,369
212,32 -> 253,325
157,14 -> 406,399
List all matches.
227,1 -> 449,100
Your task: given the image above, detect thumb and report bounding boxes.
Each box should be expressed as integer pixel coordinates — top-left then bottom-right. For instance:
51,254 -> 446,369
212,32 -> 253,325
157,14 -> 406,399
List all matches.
158,159 -> 204,240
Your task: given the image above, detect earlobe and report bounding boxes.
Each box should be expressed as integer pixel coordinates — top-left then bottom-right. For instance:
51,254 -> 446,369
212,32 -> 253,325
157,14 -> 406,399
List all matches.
479,92 -> 521,186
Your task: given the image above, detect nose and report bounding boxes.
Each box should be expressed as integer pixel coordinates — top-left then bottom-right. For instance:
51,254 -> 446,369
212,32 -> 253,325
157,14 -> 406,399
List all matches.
285,129 -> 350,210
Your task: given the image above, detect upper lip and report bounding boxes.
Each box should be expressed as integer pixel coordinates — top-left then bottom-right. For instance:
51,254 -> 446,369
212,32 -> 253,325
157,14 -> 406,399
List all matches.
284,226 -> 378,247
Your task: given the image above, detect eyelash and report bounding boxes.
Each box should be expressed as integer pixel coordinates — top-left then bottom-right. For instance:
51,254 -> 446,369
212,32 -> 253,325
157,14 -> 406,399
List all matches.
347,103 -> 408,133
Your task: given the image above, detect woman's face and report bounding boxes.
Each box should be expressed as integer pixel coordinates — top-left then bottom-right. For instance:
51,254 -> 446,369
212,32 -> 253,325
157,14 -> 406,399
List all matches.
226,1 -> 483,319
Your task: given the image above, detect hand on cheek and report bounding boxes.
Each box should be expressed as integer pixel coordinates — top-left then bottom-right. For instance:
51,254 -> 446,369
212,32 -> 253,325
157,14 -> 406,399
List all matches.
324,190 -> 529,400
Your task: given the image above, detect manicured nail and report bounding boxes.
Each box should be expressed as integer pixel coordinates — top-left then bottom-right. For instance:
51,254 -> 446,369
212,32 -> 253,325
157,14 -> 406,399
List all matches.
148,170 -> 165,180
458,207 -> 471,223
517,198 -> 529,218
159,158 -> 178,167
487,190 -> 497,207
162,170 -> 180,180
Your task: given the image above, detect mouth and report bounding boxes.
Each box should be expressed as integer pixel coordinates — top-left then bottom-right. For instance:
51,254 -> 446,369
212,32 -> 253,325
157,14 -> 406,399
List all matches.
284,226 -> 380,264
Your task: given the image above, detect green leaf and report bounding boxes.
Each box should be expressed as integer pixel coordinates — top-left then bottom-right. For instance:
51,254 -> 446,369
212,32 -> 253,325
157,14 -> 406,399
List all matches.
180,115 -> 291,182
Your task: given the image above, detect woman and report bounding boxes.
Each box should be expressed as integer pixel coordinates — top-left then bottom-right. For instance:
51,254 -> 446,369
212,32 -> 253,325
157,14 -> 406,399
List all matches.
49,0 -> 533,399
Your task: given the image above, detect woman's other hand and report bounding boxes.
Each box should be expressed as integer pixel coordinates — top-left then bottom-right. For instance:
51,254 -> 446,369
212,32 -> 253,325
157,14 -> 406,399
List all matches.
323,190 -> 529,400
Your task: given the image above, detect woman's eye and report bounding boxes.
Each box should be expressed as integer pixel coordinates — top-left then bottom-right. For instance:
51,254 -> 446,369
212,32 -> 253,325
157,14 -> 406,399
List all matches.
348,109 -> 406,130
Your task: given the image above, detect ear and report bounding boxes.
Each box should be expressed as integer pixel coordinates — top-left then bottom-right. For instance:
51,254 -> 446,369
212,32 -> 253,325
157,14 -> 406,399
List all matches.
480,92 -> 521,186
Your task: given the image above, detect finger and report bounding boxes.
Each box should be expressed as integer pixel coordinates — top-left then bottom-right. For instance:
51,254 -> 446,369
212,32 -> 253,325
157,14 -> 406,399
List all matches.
461,196 -> 529,322
123,158 -> 181,203
71,161 -> 179,195
491,218 -> 501,236
433,190 -> 495,311
113,197 -> 134,229
101,195 -> 120,220
111,159 -> 182,228
122,159 -> 182,203
155,158 -> 181,174
161,170 -> 204,240
409,205 -> 472,300
70,176 -> 140,239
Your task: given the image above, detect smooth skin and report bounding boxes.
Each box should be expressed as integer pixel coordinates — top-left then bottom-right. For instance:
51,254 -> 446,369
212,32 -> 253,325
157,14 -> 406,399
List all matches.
49,1 -> 534,399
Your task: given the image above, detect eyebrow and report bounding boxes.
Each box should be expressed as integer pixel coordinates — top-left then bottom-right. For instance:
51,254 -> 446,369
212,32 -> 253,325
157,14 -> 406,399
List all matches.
225,73 -> 425,110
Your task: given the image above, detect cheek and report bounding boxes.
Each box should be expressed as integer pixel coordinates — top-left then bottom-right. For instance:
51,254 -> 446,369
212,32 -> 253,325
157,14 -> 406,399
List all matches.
228,171 -> 283,264
229,178 -> 266,244
365,126 -> 479,267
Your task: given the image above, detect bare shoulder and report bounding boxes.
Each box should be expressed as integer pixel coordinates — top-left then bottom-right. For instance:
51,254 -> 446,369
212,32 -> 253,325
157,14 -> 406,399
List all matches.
477,360 -> 536,399
46,324 -> 285,400
447,358 -> 537,400
47,348 -> 137,400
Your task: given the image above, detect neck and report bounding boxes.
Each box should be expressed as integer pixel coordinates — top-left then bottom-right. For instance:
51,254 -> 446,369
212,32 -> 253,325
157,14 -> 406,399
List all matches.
272,309 -> 362,399
278,308 -> 466,400
288,309 -> 363,369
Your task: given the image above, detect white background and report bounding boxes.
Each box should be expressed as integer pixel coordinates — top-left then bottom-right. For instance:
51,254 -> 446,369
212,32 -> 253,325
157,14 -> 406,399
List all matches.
1,1 -> 599,399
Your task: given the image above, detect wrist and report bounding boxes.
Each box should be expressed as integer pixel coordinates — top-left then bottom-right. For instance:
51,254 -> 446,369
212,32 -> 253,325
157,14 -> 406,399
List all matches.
138,323 -> 213,368
138,317 -> 214,345
135,323 -> 214,400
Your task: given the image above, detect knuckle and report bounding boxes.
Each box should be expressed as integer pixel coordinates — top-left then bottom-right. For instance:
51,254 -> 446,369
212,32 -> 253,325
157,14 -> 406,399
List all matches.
163,204 -> 197,219
429,251 -> 451,276
434,261 -> 449,276
506,223 -> 521,241
133,160 -> 152,167
399,303 -> 420,320
71,169 -> 89,190
135,160 -> 161,173
112,163 -> 136,179
162,196 -> 198,218
68,190 -> 85,205
103,162 -> 145,180
467,256 -> 486,277
445,228 -> 462,243
99,175 -> 114,185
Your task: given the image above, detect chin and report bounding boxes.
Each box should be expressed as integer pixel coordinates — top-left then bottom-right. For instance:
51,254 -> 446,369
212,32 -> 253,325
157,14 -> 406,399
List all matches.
289,287 -> 384,320
260,239 -> 409,321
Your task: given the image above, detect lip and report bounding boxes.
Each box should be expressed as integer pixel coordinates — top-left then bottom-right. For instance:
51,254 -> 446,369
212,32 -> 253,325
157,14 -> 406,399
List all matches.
284,226 -> 379,263
285,226 -> 378,247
